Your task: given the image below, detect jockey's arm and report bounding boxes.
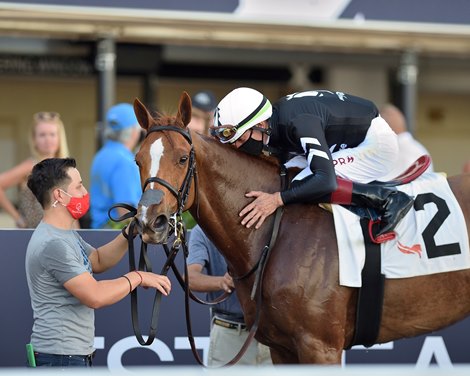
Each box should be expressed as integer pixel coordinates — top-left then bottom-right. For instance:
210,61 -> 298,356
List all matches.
281,114 -> 337,204
280,155 -> 337,205
240,115 -> 337,229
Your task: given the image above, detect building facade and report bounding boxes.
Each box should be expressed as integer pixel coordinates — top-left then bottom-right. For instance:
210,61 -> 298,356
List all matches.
0,1 -> 469,213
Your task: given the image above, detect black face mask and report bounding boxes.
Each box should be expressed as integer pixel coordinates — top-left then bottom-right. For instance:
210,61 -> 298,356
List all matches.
238,137 -> 264,156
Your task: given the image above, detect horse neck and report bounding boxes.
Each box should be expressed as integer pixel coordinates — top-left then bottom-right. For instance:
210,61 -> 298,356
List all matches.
189,135 -> 281,274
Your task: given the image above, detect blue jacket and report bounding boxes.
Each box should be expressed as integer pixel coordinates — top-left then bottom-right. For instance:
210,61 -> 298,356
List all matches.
90,141 -> 141,228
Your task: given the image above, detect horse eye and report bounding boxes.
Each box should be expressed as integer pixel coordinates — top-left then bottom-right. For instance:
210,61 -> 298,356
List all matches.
179,156 -> 189,165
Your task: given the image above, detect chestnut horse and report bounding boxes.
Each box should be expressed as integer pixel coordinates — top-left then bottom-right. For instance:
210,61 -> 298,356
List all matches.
133,92 -> 470,364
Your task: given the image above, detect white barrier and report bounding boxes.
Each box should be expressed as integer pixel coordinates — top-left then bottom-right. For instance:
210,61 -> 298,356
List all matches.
2,365 -> 470,375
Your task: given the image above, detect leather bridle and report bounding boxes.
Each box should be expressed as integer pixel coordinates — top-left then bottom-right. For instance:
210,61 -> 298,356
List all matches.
142,125 -> 196,218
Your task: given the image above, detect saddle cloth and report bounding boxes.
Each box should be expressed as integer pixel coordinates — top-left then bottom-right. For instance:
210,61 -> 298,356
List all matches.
332,172 -> 470,287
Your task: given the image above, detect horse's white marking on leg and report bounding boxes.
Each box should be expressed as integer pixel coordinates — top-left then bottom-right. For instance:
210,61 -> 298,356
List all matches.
149,139 -> 164,190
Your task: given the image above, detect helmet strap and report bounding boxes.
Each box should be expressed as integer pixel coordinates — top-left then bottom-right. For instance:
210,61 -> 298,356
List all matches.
252,125 -> 271,136
262,144 -> 281,156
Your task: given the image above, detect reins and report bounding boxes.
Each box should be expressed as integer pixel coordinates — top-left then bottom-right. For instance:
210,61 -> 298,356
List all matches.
111,124 -> 287,366
109,124 -> 228,347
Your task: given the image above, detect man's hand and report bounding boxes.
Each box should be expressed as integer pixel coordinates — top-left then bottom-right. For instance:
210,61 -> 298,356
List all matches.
123,221 -> 138,238
140,272 -> 172,296
220,272 -> 235,293
239,191 -> 283,229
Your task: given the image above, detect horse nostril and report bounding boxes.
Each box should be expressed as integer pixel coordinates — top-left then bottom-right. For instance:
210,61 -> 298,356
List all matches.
152,215 -> 168,231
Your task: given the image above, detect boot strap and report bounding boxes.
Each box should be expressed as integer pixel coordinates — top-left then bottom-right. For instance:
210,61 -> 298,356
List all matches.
331,178 -> 353,204
368,219 -> 396,244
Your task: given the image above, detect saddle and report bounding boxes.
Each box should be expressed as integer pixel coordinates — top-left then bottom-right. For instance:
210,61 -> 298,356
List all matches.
373,155 -> 432,187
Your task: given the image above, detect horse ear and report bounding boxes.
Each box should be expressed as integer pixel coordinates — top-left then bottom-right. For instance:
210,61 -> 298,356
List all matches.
177,91 -> 192,128
133,98 -> 153,131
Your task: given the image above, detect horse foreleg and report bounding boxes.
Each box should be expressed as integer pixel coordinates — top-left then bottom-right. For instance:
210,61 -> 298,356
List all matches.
269,347 -> 299,364
269,340 -> 343,364
297,337 -> 343,364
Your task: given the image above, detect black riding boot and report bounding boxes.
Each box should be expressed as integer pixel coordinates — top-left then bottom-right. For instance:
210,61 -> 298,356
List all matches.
330,177 -> 414,236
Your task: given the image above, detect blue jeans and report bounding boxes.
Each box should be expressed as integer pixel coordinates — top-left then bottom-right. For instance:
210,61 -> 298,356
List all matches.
34,352 -> 93,367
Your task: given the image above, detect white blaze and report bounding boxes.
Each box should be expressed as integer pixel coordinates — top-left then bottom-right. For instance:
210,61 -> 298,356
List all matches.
141,138 -> 164,225
149,138 -> 164,189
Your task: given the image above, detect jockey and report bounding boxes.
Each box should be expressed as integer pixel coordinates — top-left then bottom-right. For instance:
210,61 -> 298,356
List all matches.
211,87 -> 414,239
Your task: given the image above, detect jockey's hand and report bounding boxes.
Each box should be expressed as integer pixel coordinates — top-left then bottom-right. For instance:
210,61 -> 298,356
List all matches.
239,191 -> 283,229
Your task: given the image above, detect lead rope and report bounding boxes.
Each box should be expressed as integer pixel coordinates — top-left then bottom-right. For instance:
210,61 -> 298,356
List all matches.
108,124 -> 232,350
110,205 -> 230,347
121,219 -> 171,346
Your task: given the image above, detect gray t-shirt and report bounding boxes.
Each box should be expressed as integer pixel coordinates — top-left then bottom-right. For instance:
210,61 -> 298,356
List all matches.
188,225 -> 244,318
25,221 -> 95,355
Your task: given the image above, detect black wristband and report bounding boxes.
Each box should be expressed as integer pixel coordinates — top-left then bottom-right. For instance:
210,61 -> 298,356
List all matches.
122,275 -> 132,294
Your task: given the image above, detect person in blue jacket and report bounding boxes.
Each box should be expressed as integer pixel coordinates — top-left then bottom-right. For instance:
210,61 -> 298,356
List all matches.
90,103 -> 142,228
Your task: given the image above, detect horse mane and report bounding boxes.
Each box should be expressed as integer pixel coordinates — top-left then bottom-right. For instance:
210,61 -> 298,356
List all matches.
196,132 -> 281,170
191,132 -> 283,221
151,111 -> 185,129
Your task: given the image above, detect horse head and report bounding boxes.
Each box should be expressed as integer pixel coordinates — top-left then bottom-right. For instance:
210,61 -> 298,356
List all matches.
133,92 -> 195,244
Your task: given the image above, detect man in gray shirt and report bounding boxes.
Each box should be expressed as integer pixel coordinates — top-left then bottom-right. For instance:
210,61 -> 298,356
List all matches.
25,158 -> 171,367
187,225 -> 272,366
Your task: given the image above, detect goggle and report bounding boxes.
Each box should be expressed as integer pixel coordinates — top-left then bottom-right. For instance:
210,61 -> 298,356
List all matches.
210,124 -> 271,144
211,96 -> 270,143
210,124 -> 239,143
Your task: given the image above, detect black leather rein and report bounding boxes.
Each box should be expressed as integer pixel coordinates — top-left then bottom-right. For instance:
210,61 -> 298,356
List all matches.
110,125 -> 228,348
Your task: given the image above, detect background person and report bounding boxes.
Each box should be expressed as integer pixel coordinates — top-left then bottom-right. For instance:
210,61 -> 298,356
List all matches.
25,157 -> 171,367
184,90 -> 218,229
90,103 -> 142,229
187,225 -> 272,366
378,103 -> 434,182
187,90 -> 217,135
0,111 -> 70,228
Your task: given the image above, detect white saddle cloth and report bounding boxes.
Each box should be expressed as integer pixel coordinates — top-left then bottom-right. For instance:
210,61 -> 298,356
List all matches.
332,173 -> 470,287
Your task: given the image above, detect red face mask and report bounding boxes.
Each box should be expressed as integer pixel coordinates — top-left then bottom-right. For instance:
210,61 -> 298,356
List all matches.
60,190 -> 90,220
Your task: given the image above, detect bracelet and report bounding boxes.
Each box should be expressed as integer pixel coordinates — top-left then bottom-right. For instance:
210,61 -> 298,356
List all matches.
134,271 -> 143,286
122,275 -> 132,294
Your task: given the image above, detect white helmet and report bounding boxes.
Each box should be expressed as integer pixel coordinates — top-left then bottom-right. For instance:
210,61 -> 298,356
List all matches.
213,87 -> 272,143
